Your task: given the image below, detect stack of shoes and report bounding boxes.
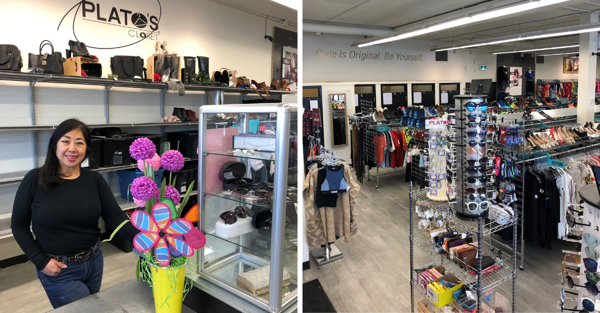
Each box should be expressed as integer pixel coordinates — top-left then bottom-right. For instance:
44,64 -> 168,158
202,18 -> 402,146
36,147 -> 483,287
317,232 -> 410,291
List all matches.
162,116 -> 181,123
172,107 -> 199,122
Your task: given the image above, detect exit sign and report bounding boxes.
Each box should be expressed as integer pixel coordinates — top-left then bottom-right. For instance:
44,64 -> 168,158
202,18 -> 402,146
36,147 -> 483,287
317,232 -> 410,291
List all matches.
480,65 -> 487,71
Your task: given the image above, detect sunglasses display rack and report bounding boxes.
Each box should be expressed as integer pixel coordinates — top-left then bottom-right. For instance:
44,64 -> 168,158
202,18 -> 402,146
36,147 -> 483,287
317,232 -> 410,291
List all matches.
409,137 -> 431,189
561,185 -> 600,312
408,95 -> 519,313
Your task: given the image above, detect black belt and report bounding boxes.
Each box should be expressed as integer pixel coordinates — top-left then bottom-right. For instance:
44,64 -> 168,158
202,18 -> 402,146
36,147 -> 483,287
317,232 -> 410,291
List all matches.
47,240 -> 100,264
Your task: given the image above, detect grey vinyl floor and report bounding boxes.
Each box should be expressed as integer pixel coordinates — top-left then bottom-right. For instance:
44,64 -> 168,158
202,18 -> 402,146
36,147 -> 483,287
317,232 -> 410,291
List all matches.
0,242 -> 138,313
303,168 -> 571,313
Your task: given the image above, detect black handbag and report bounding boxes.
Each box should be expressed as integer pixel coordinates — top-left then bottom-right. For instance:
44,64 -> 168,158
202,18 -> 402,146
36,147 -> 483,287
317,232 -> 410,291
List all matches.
0,45 -> 23,71
28,40 -> 64,74
110,56 -> 144,79
67,40 -> 90,58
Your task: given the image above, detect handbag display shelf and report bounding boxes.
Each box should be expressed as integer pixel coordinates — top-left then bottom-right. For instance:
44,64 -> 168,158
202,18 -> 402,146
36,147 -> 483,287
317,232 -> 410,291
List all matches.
407,94 -> 519,313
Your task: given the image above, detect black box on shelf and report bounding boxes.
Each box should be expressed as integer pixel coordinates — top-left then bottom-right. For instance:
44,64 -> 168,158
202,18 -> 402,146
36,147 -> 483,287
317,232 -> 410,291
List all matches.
101,136 -> 134,167
166,168 -> 195,194
166,131 -> 198,159
85,137 -> 102,169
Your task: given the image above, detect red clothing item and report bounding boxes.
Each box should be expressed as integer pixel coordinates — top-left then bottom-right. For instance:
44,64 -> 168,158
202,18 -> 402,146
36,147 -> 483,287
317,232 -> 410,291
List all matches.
390,130 -> 400,168
373,134 -> 387,166
398,131 -> 407,167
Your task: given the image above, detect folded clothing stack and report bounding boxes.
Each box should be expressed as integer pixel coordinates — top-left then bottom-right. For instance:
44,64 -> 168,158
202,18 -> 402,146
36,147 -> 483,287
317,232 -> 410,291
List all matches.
236,266 -> 291,295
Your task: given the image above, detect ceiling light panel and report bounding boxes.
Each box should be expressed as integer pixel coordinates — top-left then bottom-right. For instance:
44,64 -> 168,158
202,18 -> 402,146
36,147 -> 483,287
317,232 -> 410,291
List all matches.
357,0 -> 569,47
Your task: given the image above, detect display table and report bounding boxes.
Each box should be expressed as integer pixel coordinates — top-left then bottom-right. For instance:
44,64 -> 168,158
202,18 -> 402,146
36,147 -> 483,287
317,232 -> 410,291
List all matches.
51,278 -> 195,313
580,184 -> 600,209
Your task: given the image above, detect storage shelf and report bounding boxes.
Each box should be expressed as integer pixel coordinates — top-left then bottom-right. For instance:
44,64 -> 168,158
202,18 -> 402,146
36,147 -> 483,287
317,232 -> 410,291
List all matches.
0,122 -> 199,132
205,231 -> 271,259
205,151 -> 275,161
205,190 -> 293,208
411,230 -> 515,293
0,158 -> 196,187
0,72 -> 297,94
412,188 -> 517,237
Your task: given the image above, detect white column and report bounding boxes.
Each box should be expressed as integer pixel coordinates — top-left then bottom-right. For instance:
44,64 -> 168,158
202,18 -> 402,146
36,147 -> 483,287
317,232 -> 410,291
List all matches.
578,13 -> 598,123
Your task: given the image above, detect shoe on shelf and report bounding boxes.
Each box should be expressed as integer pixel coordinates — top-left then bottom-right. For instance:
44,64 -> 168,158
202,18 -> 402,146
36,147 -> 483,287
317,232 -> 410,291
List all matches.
426,106 -> 438,117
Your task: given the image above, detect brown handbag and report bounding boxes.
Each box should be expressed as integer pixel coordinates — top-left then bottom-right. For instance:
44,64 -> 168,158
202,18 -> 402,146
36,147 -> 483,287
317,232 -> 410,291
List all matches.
242,78 -> 269,100
457,246 -> 478,270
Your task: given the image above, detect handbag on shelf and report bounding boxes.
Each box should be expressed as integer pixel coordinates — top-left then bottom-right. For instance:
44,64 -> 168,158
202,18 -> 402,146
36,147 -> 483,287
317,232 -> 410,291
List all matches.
67,40 -> 90,58
0,45 -> 23,71
110,56 -> 144,80
28,40 -> 64,74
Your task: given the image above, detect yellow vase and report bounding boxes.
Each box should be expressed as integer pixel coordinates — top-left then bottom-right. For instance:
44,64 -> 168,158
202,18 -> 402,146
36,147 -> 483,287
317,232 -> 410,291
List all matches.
150,262 -> 187,313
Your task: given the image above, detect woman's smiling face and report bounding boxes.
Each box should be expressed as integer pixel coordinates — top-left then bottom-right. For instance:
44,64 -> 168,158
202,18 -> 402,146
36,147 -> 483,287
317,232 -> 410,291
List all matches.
56,129 -> 87,172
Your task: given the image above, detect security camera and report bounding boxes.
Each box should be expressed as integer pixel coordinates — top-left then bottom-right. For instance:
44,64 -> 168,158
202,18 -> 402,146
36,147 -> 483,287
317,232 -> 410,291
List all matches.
521,52 -> 524,57
264,35 -> 274,42
316,32 -> 322,35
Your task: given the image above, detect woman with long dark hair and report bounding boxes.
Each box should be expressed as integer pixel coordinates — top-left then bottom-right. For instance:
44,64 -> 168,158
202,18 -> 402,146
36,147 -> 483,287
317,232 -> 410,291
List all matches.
11,118 -> 139,309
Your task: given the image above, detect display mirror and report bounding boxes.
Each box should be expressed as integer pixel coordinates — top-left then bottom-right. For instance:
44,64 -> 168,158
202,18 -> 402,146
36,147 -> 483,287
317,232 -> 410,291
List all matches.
329,93 -> 348,147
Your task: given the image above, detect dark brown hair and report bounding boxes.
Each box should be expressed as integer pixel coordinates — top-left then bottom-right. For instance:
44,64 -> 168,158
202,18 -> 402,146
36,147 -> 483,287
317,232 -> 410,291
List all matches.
39,118 -> 92,190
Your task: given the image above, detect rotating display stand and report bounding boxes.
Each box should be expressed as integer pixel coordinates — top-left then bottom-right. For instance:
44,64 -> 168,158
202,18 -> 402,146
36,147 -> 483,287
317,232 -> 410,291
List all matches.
409,94 -> 519,313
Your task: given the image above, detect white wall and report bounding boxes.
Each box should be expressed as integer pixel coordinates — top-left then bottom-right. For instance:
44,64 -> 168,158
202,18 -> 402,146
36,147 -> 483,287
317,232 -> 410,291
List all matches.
535,55 -> 600,80
0,0 -> 296,260
304,33 -> 496,83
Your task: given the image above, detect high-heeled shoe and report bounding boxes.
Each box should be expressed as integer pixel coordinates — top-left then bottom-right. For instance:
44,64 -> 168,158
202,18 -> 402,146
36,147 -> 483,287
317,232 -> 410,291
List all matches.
525,131 -> 540,149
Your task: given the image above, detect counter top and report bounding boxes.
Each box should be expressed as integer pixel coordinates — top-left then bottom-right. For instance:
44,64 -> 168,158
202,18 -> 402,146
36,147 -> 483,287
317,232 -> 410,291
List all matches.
51,278 -> 195,313
579,184 -> 600,209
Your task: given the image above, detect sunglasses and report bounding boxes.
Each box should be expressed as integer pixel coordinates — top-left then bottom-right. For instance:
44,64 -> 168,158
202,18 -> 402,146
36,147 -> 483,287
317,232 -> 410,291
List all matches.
468,140 -> 486,148
563,274 -> 600,297
467,121 -> 487,128
468,113 -> 487,121
585,246 -> 600,260
219,206 -> 248,224
466,102 -> 488,112
467,176 -> 487,184
567,211 -> 591,228
467,130 -> 487,140
465,187 -> 486,194
467,192 -> 487,202
467,166 -> 486,175
466,158 -> 489,167
466,201 -> 489,212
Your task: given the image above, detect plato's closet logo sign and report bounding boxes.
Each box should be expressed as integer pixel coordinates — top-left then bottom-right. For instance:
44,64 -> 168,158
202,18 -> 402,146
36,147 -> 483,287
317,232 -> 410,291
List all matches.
58,0 -> 162,49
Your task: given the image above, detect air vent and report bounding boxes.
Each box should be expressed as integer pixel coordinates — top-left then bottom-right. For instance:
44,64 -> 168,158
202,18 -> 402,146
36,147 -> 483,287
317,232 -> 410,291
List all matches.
324,0 -> 362,4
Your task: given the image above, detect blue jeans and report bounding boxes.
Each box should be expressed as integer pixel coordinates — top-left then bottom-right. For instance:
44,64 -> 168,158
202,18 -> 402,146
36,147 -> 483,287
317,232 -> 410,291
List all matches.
36,244 -> 104,309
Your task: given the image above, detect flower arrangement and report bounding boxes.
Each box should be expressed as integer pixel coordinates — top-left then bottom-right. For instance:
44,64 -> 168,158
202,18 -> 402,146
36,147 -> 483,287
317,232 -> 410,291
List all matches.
123,137 -> 205,310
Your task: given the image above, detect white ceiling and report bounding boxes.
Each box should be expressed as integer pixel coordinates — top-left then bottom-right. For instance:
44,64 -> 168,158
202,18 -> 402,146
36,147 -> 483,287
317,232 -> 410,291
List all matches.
212,0 -> 298,25
303,0 -> 600,49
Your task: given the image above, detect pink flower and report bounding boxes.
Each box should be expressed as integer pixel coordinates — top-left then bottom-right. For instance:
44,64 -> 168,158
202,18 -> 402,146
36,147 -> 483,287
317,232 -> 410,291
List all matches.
130,176 -> 158,201
137,153 -> 161,172
130,138 -> 157,161
160,150 -> 185,172
156,185 -> 181,205
133,197 -> 146,208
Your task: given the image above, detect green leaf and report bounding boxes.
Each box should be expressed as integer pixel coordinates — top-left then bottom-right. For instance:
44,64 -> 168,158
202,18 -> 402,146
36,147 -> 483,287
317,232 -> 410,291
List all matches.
178,181 -> 195,218
102,220 -> 130,243
159,178 -> 167,201
172,175 -> 177,189
136,258 -> 140,282
161,198 -> 178,220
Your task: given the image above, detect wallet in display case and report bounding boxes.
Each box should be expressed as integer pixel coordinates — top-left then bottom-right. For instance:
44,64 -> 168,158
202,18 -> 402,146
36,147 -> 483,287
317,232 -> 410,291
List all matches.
236,266 -> 291,295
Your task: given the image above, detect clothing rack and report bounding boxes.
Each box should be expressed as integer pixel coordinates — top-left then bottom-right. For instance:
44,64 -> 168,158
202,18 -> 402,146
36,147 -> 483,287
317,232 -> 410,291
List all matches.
307,147 -> 346,266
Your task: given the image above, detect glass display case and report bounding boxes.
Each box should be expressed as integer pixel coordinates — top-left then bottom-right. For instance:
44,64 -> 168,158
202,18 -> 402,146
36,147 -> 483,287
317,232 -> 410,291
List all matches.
194,103 -> 297,312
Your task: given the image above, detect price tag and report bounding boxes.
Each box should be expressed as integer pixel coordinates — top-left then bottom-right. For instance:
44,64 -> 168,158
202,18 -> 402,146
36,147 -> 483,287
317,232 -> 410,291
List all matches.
259,125 -> 266,132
